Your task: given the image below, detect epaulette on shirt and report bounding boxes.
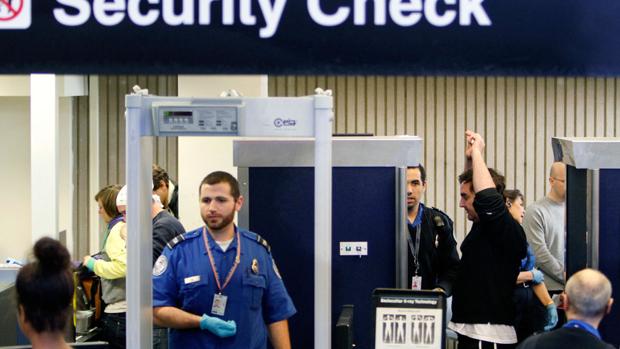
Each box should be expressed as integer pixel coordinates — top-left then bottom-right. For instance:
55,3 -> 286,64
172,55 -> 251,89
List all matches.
429,207 -> 453,230
166,230 -> 199,250
241,230 -> 271,253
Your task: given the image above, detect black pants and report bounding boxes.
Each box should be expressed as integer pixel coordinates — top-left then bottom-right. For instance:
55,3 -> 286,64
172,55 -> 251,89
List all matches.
457,334 -> 516,349
101,312 -> 126,349
513,286 -> 547,342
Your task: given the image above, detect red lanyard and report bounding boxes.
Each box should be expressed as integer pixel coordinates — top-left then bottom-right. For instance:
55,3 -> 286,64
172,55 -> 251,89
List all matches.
203,226 -> 241,294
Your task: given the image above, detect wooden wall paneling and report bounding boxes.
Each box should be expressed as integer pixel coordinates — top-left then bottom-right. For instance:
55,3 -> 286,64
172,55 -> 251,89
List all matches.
514,78 -> 526,194
475,77 -> 486,142
405,77 -> 415,136
485,78 -> 496,170
385,76 -> 396,136
616,79 -> 620,136
356,76 -> 366,134
565,78 -> 576,137
346,76 -> 357,134
524,77 -> 537,198
366,76 -> 376,135
495,77 -> 506,176
395,76 -> 406,135
375,76 -> 386,136
434,77 -> 446,210
555,78 -> 566,146
605,78 -> 615,137
335,77 -> 346,133
444,77 -> 457,233
455,76 -> 467,241
544,77 -> 556,197
583,78 -> 596,137
534,78 -> 546,200
424,77 -> 436,205
505,77 -> 516,192
595,78 -> 606,137
575,78 -> 586,137
306,76 -> 317,96
98,78 -> 108,186
415,77 -> 426,163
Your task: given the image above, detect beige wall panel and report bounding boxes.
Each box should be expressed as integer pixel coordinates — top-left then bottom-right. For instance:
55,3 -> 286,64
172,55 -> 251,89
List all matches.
575,78 -> 586,137
415,78 -> 426,162
395,76 -> 406,135
595,78 -> 606,136
445,77 -> 457,235
356,76 -> 367,134
485,78 -> 496,169
544,78 -> 556,197
425,77 -> 435,203
605,78 -> 615,137
434,77 -> 446,210
366,77 -> 376,135
495,78 -> 506,175
525,77 -> 536,197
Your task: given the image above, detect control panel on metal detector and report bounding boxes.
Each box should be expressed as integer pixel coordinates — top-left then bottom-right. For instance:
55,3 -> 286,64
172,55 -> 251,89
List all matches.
153,105 -> 240,136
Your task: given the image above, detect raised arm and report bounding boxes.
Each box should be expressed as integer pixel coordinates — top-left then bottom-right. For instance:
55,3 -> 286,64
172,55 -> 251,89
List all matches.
466,130 -> 495,193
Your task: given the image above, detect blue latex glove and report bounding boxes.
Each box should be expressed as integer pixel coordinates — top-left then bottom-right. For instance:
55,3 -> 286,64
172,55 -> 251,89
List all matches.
531,269 -> 544,284
544,303 -> 558,331
199,314 -> 237,337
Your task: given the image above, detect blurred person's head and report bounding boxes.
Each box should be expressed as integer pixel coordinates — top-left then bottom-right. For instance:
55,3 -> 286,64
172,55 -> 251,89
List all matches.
504,189 -> 525,224
95,184 -> 122,223
548,162 -> 566,203
153,164 -> 171,208
16,237 -> 73,349
116,185 -> 127,220
562,268 -> 614,327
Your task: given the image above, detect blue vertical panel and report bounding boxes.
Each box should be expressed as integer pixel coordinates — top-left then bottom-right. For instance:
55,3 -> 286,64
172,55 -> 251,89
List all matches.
598,169 -> 620,347
332,167 -> 396,349
249,167 -> 397,349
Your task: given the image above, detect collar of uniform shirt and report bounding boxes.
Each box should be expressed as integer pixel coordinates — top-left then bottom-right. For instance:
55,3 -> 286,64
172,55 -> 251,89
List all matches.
409,203 -> 425,228
203,226 -> 240,254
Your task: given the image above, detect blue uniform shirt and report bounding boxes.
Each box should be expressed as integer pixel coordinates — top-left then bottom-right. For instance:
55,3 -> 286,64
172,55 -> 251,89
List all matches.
153,226 -> 297,349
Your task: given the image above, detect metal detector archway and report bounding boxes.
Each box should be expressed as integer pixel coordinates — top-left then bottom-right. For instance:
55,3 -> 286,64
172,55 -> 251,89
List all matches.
124,90 -> 333,349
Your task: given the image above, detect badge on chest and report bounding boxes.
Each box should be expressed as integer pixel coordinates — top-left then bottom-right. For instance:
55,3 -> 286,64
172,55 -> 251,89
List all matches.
211,293 -> 228,316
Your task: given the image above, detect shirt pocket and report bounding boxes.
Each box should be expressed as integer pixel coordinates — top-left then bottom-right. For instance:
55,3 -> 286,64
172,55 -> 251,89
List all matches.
179,277 -> 209,314
242,272 -> 266,310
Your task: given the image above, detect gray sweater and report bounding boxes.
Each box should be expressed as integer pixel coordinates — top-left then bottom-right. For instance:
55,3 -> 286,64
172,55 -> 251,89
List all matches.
523,196 -> 565,290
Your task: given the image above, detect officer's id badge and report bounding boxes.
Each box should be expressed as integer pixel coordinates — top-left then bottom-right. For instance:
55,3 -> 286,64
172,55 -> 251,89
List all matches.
211,294 -> 228,316
411,276 -> 422,290
251,259 -> 259,274
272,258 -> 282,279
153,255 -> 168,276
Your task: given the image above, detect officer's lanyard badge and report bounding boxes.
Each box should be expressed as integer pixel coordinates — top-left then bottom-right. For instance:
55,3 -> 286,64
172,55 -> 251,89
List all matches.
407,225 -> 422,290
203,226 -> 241,316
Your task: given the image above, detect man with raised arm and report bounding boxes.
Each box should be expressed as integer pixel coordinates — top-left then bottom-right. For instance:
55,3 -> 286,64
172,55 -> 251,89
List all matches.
449,130 -> 528,349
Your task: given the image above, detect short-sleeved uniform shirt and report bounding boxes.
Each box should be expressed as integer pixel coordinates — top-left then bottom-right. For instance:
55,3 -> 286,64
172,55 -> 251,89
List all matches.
153,226 -> 296,349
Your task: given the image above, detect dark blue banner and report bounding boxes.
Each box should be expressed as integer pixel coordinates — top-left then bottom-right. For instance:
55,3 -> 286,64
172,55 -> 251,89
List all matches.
1,0 -> 620,74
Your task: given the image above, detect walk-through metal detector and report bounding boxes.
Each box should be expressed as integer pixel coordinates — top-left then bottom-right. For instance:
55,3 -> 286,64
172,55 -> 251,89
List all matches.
553,137 -> 620,347
124,89 -> 333,349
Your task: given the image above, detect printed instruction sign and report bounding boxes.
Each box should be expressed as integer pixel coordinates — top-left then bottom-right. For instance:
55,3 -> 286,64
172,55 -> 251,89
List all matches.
373,289 -> 446,349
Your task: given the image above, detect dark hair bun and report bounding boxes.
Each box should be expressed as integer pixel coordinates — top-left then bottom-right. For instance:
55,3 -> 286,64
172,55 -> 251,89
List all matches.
33,237 -> 70,273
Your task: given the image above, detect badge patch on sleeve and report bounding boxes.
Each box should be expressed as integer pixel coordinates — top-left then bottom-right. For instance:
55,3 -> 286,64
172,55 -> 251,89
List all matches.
153,255 -> 168,276
272,258 -> 282,279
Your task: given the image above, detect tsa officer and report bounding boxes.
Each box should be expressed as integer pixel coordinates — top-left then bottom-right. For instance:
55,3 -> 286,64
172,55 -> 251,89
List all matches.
153,171 -> 296,349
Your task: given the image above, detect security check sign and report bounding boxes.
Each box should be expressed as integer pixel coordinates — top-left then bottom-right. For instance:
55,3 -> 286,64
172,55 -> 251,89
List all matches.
0,0 -> 30,29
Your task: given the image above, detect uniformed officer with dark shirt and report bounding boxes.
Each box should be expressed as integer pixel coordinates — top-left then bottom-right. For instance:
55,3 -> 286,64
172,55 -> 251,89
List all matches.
152,171 -> 296,349
406,165 -> 460,295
